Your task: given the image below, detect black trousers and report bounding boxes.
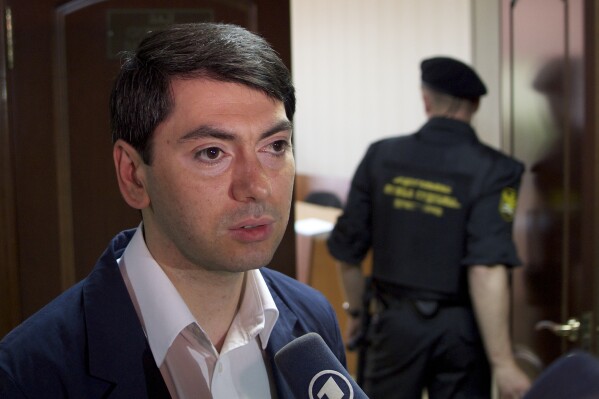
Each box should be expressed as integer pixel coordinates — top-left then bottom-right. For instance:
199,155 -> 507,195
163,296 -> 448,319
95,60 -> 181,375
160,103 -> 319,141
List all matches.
362,300 -> 491,399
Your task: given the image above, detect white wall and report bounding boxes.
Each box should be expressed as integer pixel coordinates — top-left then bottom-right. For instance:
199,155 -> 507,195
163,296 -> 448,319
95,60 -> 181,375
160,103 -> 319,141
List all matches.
291,0 -> 501,180
471,0 -> 503,149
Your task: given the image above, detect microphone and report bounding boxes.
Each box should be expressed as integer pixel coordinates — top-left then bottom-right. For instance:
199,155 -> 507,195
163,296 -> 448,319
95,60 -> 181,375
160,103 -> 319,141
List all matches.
274,332 -> 369,399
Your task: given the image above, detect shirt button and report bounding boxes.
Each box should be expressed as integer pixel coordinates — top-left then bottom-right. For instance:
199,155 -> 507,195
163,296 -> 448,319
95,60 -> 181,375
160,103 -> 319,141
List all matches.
218,363 -> 223,373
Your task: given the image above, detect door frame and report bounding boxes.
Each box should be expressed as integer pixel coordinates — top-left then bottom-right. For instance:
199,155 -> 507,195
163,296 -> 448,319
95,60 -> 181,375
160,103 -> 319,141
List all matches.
0,2 -> 21,336
503,0 -> 599,368
586,0 -> 599,355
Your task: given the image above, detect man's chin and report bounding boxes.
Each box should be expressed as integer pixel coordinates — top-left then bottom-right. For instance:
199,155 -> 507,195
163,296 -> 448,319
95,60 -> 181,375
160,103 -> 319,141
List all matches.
225,249 -> 277,272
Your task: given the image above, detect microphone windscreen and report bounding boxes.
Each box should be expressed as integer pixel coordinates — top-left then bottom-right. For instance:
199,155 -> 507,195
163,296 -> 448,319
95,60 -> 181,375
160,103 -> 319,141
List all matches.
274,332 -> 368,399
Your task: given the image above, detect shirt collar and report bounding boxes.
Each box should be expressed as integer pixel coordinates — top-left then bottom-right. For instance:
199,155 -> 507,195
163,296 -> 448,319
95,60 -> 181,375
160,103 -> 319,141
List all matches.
118,225 -> 279,365
240,267 -> 279,350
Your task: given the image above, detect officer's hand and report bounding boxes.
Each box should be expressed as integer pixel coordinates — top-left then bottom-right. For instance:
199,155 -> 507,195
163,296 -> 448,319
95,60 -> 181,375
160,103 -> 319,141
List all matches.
494,362 -> 531,399
345,316 -> 361,342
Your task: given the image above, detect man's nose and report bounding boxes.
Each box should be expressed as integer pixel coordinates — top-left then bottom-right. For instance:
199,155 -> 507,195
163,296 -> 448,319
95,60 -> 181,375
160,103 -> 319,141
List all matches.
230,154 -> 271,202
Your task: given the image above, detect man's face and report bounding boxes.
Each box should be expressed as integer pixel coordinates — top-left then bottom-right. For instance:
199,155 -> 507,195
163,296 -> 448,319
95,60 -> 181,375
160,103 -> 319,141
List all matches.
139,78 -> 295,273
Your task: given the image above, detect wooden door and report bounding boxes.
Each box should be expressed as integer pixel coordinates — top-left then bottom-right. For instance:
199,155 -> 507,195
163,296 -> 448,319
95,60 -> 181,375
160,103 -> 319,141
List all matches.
0,0 -> 293,336
504,0 -> 599,376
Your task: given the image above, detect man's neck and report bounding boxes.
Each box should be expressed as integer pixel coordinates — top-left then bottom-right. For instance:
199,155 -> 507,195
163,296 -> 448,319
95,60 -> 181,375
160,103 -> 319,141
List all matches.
425,95 -> 476,123
161,266 -> 246,352
429,113 -> 472,123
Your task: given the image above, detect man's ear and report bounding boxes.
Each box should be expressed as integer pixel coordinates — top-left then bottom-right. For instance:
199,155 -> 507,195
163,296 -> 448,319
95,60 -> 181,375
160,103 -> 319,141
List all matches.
471,98 -> 481,113
422,90 -> 433,116
113,139 -> 150,210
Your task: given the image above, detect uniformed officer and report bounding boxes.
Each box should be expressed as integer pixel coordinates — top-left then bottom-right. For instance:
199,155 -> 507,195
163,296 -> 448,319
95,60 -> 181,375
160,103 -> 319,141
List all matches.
327,57 -> 532,399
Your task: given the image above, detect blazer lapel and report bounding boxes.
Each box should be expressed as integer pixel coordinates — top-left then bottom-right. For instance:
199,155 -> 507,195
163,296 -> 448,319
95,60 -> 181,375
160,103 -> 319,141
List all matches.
142,344 -> 172,399
265,288 -> 301,399
83,231 -> 171,398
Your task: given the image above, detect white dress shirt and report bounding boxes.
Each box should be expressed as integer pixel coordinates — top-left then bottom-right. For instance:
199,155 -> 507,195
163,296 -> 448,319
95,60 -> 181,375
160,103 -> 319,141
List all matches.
117,225 -> 279,399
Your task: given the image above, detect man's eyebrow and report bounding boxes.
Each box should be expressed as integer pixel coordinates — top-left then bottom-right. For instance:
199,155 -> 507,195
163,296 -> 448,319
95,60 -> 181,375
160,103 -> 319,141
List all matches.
178,126 -> 234,142
178,120 -> 293,143
261,120 -> 294,140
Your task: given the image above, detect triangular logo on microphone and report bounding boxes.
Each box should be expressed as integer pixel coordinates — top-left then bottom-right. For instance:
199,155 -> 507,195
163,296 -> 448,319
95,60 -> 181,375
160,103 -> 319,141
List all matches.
309,370 -> 354,399
317,376 -> 345,399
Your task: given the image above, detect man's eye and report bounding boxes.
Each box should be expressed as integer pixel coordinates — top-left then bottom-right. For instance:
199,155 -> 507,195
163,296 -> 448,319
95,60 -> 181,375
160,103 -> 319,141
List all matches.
270,140 -> 290,153
197,147 -> 222,161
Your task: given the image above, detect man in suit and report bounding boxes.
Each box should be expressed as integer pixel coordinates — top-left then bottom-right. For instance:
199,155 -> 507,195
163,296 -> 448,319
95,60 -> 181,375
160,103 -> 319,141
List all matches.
0,23 -> 345,398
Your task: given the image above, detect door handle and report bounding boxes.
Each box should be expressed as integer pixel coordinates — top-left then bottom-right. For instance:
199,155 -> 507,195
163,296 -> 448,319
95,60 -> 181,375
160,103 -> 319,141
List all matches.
535,318 -> 581,342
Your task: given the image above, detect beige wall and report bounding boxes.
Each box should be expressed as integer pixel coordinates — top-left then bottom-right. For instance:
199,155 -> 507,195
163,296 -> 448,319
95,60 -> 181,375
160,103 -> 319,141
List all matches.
291,0 -> 501,181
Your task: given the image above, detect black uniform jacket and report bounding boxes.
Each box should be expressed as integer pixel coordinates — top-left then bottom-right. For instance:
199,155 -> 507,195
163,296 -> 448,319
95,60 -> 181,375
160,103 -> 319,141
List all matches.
328,117 -> 524,299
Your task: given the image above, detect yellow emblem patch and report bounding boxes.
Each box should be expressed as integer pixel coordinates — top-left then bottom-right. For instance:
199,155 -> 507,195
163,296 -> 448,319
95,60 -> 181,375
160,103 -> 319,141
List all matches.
499,187 -> 518,222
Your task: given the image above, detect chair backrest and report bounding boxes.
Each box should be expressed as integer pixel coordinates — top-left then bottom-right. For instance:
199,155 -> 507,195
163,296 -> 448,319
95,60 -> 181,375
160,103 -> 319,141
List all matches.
523,350 -> 599,399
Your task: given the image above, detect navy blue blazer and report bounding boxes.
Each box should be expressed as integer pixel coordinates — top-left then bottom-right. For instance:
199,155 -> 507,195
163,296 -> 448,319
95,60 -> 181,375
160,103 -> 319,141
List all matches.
0,229 -> 346,398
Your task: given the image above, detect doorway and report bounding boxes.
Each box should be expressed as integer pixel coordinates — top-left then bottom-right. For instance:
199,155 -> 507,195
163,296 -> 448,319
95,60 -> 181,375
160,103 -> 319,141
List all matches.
504,0 -> 599,374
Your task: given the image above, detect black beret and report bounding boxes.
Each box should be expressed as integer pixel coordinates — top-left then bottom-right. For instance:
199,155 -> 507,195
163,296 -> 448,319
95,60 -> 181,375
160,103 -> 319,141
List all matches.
421,56 -> 487,99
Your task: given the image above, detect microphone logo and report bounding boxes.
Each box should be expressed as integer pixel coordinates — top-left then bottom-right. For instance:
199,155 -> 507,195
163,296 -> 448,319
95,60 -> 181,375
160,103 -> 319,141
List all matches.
309,370 -> 354,399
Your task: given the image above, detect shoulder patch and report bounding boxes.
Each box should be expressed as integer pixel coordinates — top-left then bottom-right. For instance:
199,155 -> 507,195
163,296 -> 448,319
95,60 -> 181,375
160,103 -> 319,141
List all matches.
499,187 -> 518,222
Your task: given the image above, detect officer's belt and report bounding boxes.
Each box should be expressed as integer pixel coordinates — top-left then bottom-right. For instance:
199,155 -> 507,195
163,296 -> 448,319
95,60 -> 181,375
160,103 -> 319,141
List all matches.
372,280 -> 470,310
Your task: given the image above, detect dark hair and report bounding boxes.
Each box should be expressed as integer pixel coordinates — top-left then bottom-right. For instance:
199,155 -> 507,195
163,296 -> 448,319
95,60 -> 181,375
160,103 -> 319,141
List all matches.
109,23 -> 296,164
